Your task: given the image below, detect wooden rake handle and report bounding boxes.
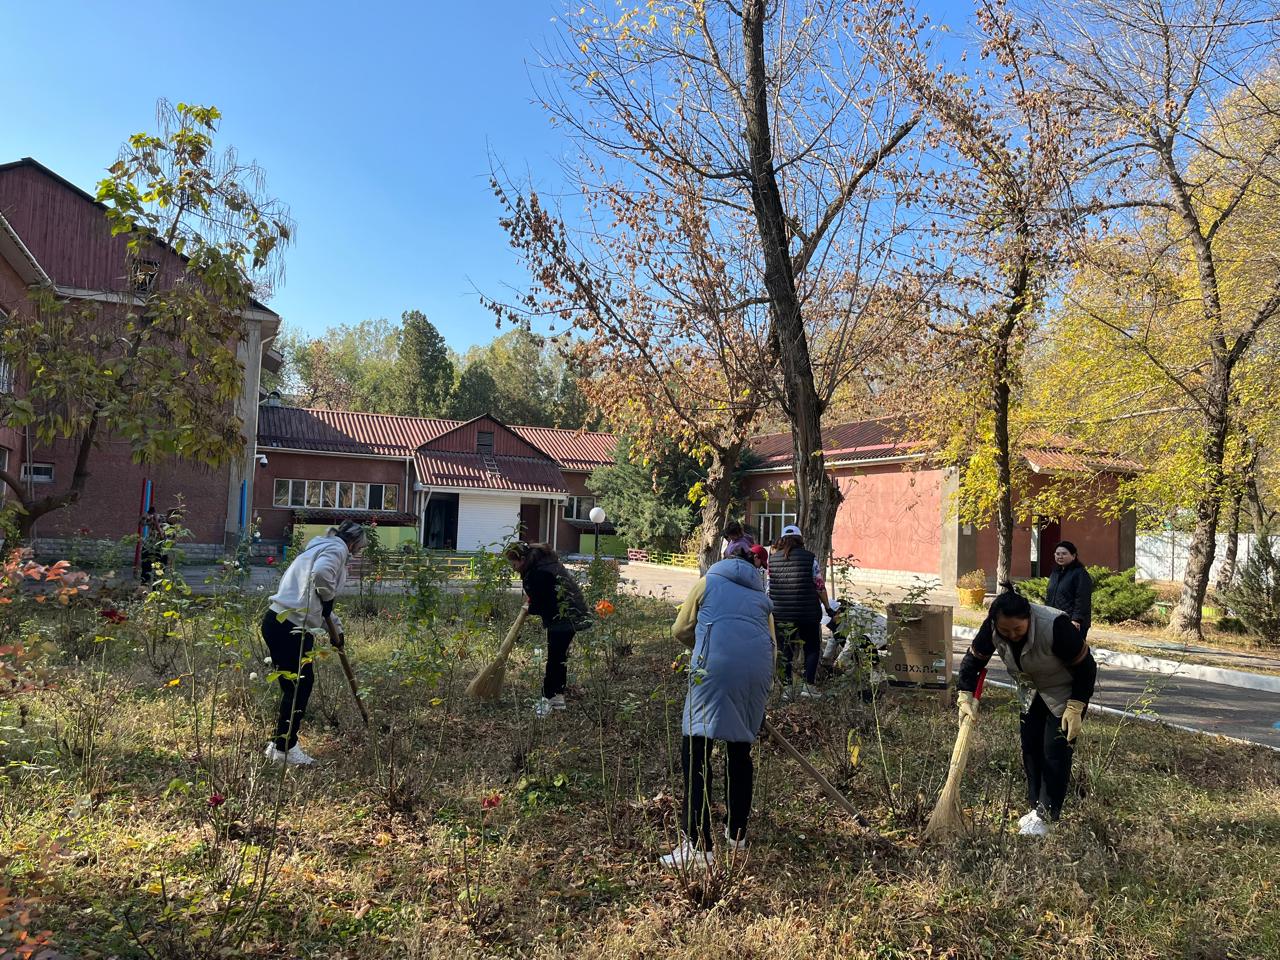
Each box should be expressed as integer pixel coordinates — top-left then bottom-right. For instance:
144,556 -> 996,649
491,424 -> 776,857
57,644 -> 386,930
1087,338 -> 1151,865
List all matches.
763,717 -> 870,829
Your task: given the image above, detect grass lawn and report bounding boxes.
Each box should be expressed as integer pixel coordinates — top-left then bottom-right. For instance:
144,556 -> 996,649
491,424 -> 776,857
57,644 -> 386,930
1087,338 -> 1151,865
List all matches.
2,575 -> 1278,959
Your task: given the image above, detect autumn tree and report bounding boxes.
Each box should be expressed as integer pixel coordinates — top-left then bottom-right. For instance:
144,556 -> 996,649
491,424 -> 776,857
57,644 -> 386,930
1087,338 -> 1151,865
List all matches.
870,0 -> 1083,586
489,163 -> 772,573
533,0 -> 922,569
0,101 -> 293,539
276,318 -> 401,412
1031,0 -> 1280,637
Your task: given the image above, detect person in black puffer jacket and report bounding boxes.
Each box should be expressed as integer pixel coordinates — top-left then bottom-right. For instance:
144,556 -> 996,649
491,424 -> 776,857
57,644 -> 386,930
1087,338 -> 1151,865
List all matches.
1045,541 -> 1093,640
768,525 -> 831,698
504,541 -> 592,718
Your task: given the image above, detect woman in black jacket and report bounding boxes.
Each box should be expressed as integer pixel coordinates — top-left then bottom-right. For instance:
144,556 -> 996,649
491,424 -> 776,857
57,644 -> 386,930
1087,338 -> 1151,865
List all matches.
1045,541 -> 1093,640
768,525 -> 831,699
504,542 -> 591,718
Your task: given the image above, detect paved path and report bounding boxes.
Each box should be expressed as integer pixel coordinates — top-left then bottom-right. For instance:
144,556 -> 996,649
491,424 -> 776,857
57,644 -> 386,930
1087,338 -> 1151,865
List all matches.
957,648 -> 1280,751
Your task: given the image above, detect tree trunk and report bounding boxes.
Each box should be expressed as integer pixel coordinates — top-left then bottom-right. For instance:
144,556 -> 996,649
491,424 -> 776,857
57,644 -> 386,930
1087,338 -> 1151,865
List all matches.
8,416 -> 99,542
992,340 -> 1014,587
1212,485 -> 1244,595
696,443 -> 742,574
1169,368 -> 1230,639
741,0 -> 842,570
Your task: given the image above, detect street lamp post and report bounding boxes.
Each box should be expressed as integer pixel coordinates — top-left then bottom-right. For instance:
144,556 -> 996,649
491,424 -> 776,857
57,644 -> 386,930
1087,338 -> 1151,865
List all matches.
588,505 -> 607,561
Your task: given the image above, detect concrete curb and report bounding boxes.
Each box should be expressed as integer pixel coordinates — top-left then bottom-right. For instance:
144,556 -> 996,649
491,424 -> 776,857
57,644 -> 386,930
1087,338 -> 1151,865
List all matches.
952,625 -> 1280,695
980,677 -> 1280,753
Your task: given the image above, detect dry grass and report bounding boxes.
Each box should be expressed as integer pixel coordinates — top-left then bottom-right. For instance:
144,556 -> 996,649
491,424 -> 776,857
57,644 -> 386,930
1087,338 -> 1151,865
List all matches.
2,596 -> 1278,959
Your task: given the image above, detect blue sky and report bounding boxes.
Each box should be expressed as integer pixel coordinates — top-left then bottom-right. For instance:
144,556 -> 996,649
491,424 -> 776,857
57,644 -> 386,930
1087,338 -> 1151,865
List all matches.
1,1 -> 966,351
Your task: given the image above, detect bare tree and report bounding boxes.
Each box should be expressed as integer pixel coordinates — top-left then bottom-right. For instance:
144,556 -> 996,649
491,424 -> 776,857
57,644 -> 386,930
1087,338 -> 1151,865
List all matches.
530,0 -> 922,567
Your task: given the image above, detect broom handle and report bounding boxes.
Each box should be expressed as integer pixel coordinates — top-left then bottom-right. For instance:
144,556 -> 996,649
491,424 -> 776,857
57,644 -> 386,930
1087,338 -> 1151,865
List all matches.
943,667 -> 988,773
494,608 -> 530,665
763,717 -> 870,828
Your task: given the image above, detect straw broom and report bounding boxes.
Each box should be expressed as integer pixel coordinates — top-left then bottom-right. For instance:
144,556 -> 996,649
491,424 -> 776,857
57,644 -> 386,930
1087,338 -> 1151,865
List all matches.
923,669 -> 987,840
466,608 -> 529,700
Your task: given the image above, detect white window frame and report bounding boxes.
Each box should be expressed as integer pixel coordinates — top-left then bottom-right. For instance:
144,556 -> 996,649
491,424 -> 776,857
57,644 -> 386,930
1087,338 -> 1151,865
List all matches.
752,497 -> 797,547
0,358 -> 13,394
270,478 -> 400,513
565,496 -> 597,520
20,461 -> 55,484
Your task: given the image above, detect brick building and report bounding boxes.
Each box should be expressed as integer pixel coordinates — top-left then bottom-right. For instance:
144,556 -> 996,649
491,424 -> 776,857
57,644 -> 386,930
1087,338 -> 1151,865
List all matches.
744,419 -> 1139,589
254,404 -> 616,554
0,158 -> 279,557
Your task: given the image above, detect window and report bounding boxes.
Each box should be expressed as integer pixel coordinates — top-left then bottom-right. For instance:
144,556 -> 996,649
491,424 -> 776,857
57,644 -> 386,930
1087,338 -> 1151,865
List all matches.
0,358 -> 12,394
476,431 -> 494,455
0,449 -> 7,500
270,478 -> 399,512
751,498 -> 797,547
565,496 -> 596,520
131,258 -> 159,293
20,462 -> 55,484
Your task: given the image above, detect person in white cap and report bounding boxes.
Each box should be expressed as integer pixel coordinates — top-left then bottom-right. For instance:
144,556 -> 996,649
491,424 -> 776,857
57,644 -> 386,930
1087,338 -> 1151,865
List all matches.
767,525 -> 831,698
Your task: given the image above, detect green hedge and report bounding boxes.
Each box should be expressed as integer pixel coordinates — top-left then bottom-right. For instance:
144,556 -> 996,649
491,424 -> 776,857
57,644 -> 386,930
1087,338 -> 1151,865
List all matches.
1019,566 -> 1156,624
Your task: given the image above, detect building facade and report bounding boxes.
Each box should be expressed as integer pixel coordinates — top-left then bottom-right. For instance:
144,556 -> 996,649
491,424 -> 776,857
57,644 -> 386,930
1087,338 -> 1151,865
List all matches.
253,405 -> 615,554
743,419 -> 1138,589
0,158 -> 279,556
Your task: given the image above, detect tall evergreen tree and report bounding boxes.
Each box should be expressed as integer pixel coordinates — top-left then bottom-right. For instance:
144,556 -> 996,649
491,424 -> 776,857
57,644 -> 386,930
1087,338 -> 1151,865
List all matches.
397,309 -> 454,417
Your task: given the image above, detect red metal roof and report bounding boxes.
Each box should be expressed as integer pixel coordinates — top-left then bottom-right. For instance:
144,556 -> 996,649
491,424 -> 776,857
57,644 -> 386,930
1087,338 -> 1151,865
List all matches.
257,405 -> 615,470
413,451 -> 568,494
258,406 -> 460,455
749,417 -> 915,467
510,425 -> 617,471
750,418 -> 1139,475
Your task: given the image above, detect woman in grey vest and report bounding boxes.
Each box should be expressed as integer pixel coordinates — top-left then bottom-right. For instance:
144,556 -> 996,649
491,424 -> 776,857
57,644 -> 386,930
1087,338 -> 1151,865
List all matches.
660,545 -> 775,869
956,585 -> 1097,836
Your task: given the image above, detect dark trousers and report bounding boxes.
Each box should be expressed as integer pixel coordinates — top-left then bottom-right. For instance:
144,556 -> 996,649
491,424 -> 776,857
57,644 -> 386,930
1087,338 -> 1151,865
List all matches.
1020,694 -> 1075,819
681,735 -> 754,849
543,627 -> 575,699
779,620 -> 821,683
262,612 -> 315,751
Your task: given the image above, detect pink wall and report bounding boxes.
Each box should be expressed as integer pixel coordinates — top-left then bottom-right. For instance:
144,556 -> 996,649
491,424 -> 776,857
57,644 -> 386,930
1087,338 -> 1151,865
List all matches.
974,473 -> 1124,577
743,463 -> 944,574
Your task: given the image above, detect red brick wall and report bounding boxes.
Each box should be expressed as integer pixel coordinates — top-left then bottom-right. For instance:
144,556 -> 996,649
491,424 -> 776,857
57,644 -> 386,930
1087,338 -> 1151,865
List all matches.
253,450 -> 412,539
17,436 -> 230,543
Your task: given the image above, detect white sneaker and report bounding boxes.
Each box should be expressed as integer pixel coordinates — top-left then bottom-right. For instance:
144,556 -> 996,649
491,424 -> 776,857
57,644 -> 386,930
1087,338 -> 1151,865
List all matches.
723,827 -> 747,852
800,683 -> 821,699
264,743 -> 316,766
534,698 -> 554,719
659,839 -> 713,870
1018,810 -> 1051,837
549,694 -> 567,711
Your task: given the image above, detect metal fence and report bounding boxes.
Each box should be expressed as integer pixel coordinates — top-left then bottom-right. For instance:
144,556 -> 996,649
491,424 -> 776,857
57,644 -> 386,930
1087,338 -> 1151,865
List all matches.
626,547 -> 700,569
1136,531 -> 1270,583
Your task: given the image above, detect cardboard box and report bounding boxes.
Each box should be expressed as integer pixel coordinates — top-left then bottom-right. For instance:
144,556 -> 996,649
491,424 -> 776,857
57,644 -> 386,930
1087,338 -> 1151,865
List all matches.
885,603 -> 952,688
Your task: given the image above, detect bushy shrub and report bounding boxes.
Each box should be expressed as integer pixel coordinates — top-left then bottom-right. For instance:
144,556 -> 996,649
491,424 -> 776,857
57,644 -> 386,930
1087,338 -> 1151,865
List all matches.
1091,567 -> 1157,623
1220,533 -> 1280,645
1019,566 -> 1156,623
1020,576 -> 1048,603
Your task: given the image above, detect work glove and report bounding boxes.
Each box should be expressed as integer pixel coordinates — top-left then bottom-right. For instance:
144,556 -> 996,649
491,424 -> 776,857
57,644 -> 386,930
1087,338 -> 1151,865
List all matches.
957,690 -> 980,726
1060,700 -> 1086,742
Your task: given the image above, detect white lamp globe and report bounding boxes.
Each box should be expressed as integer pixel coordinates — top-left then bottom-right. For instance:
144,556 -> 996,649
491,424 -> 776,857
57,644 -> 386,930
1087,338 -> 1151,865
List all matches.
588,506 -> 607,525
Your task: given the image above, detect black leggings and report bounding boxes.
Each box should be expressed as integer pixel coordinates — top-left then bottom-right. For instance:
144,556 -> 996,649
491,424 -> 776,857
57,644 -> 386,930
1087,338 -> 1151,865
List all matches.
262,612 -> 315,751
681,735 -> 754,849
779,620 -> 821,683
543,627 -> 575,699
1020,694 -> 1076,820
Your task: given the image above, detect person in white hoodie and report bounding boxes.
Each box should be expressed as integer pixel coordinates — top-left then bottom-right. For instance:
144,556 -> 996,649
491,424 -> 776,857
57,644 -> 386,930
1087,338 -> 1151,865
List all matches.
261,520 -> 367,765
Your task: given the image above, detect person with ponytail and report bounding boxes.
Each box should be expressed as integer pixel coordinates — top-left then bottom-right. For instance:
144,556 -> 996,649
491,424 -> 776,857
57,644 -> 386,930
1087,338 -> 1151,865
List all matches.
955,582 -> 1097,836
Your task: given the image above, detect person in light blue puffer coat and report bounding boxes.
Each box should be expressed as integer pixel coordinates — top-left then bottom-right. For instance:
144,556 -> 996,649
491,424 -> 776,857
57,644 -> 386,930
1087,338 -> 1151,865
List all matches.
660,547 -> 775,870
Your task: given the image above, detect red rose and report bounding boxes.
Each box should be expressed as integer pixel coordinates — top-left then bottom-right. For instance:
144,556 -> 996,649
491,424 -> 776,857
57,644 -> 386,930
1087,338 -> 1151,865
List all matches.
481,792 -> 502,810
265,556 -> 277,566
208,792 -> 225,809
